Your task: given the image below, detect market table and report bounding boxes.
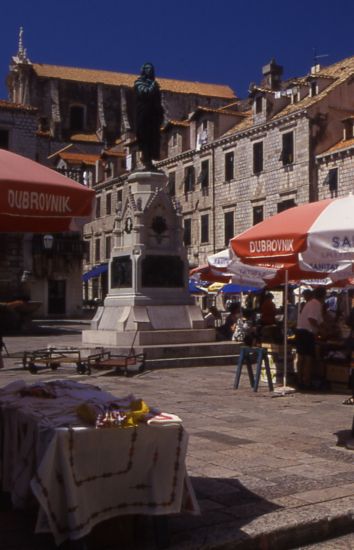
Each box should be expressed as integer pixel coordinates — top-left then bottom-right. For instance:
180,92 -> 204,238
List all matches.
0,379 -> 199,546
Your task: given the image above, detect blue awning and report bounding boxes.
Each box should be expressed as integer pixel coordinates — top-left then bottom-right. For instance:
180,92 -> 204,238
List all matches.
82,263 -> 108,282
220,283 -> 262,294
188,279 -> 208,294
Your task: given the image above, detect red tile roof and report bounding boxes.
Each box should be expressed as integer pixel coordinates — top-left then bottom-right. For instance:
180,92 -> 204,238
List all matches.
69,133 -> 101,143
319,137 -> 354,156
58,152 -> 100,165
32,63 -> 236,99
0,99 -> 36,112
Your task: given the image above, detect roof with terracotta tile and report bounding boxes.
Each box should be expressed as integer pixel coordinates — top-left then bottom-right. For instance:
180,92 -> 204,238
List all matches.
188,106 -> 247,120
318,136 -> 354,157
0,99 -> 36,112
272,55 -> 354,120
58,152 -> 100,165
221,110 -> 253,135
103,148 -> 126,158
31,63 -> 236,99
69,132 -> 101,143
162,120 -> 190,132
221,56 -> 354,138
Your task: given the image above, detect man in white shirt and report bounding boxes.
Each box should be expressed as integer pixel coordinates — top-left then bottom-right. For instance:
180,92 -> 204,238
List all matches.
295,287 -> 326,389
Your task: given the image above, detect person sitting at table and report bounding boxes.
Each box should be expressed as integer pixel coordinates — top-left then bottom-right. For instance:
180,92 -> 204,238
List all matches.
260,292 -> 277,324
217,303 -> 241,341
204,305 -> 222,328
259,292 -> 281,342
300,289 -> 313,313
295,286 -> 326,389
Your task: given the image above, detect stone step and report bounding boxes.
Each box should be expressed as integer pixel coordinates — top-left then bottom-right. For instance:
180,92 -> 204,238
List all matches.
145,354 -> 239,369
140,341 -> 241,359
93,341 -> 242,371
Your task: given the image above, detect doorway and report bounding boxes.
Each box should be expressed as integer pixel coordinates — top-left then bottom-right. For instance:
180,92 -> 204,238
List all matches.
48,280 -> 66,315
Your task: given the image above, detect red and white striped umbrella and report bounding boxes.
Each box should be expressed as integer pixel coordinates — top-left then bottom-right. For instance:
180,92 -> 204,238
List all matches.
231,196 -> 354,280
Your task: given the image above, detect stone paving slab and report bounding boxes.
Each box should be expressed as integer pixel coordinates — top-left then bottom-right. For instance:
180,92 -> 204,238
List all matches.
0,323 -> 354,549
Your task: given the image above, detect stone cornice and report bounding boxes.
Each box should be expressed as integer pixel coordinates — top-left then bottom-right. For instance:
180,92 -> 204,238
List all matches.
316,145 -> 354,163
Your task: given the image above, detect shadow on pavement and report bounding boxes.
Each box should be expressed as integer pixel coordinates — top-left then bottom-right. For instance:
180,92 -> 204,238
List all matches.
0,477 -> 279,550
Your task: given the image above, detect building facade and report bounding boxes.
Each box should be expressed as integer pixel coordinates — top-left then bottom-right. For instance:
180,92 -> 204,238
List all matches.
82,56 -> 354,301
6,33 -> 354,308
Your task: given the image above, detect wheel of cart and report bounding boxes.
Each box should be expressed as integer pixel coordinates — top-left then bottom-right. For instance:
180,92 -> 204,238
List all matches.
28,362 -> 38,374
76,362 -> 88,375
51,363 -> 60,370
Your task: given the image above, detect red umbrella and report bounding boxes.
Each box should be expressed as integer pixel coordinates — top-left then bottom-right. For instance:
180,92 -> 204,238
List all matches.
230,196 -> 354,279
0,150 -> 95,232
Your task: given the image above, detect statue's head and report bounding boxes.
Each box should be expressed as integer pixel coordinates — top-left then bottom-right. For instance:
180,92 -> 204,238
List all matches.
140,62 -> 155,80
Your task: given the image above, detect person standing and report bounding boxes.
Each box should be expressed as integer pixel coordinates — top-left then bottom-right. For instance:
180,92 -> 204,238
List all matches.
295,286 -> 326,389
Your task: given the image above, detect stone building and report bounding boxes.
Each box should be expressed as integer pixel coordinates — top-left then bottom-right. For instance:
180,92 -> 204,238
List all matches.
317,116 -> 354,200
0,99 -> 37,303
6,32 -> 354,308
5,30 -> 236,309
157,56 -> 354,269
82,55 -> 354,302
7,34 -> 235,174
0,97 -> 88,317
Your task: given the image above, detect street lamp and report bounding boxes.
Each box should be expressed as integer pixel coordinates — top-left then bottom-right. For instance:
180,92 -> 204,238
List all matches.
43,234 -> 54,250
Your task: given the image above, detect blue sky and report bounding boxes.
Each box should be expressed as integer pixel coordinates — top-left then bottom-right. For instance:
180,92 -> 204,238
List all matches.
1,0 -> 354,101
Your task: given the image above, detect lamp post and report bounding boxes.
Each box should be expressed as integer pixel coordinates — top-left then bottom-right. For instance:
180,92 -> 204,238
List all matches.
43,234 -> 54,251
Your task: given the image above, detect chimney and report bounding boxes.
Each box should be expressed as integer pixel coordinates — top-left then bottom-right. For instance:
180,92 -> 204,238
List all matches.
262,58 -> 283,90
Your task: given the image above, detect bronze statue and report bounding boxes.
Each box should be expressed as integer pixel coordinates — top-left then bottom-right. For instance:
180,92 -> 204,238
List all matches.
134,63 -> 164,170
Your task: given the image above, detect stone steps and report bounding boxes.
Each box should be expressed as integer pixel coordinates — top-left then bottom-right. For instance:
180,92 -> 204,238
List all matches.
103,341 -> 242,370
145,354 -> 239,369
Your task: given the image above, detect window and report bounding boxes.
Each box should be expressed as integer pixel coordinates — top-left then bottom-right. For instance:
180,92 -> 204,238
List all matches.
105,236 -> 111,259
225,151 -> 234,182
168,172 -> 176,196
200,160 -> 209,190
253,142 -> 263,174
117,189 -> 123,203
253,205 -> 264,225
281,132 -> 294,165
172,133 -> 177,146
344,120 -> 353,140
70,105 -> 85,132
184,166 -> 195,194
201,214 -> 209,244
106,193 -> 112,215
0,129 -> 9,149
277,199 -> 296,213
325,168 -> 338,198
310,81 -> 317,97
96,196 -> 101,218
184,218 -> 192,246
255,96 -> 263,114
224,211 -> 234,247
95,239 -> 100,262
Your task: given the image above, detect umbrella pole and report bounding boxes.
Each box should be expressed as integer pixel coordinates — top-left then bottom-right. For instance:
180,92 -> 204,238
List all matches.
283,269 -> 288,388
274,269 -> 295,396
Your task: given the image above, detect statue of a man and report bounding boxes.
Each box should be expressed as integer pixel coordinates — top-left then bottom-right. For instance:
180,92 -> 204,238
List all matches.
134,63 -> 164,170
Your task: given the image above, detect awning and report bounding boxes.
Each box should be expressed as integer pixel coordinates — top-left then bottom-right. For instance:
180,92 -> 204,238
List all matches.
220,283 -> 262,294
82,263 -> 108,282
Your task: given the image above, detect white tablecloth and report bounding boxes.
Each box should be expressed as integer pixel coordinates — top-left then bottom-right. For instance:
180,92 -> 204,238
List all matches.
0,380 -> 199,545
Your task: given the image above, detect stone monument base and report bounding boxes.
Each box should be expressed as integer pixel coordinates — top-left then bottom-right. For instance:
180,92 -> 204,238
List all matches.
82,303 -> 216,347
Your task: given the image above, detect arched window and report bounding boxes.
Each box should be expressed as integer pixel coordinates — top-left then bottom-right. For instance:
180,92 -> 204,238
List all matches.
70,105 -> 85,132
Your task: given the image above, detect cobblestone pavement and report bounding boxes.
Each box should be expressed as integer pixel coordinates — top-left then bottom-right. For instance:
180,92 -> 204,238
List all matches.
1,322 -> 354,549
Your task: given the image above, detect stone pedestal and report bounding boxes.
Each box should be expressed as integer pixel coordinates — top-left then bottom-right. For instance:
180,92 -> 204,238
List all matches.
82,170 -> 213,348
